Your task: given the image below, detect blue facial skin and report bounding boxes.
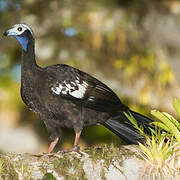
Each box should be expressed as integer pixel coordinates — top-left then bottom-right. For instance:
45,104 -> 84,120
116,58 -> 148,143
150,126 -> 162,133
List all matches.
15,36 -> 28,51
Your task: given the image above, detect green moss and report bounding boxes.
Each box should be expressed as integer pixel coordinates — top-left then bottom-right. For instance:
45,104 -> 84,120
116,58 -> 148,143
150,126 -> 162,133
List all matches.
87,145 -> 117,165
0,145 -> 142,179
52,153 -> 86,179
86,144 -> 138,170
0,155 -> 19,180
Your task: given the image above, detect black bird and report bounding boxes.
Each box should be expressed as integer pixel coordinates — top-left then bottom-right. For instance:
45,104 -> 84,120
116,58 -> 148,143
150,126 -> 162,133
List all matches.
3,24 -> 152,153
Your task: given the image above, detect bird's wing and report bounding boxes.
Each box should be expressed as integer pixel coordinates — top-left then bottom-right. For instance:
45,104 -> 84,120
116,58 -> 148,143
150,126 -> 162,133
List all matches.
46,64 -> 125,112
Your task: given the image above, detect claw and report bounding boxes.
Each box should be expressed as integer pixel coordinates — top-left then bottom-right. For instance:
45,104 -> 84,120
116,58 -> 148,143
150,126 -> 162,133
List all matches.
63,145 -> 83,155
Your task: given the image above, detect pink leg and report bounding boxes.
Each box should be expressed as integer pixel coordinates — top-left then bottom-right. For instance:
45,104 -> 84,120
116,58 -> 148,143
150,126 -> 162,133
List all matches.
47,137 -> 59,153
74,131 -> 81,147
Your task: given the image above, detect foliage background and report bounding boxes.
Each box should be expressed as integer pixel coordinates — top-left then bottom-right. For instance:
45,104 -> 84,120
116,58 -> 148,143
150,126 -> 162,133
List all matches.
0,0 -> 180,153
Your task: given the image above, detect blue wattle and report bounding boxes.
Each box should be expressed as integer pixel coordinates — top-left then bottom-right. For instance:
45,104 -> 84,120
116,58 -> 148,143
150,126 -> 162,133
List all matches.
15,36 -> 28,51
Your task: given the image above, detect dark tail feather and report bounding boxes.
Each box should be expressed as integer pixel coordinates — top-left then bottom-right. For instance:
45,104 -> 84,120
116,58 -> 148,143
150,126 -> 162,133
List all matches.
103,110 -> 152,144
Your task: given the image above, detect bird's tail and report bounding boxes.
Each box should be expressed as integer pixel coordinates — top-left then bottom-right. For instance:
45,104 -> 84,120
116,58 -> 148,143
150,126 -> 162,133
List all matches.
103,110 -> 152,144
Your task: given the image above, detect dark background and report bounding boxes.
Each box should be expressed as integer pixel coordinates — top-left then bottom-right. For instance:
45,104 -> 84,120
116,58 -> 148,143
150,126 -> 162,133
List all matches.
0,0 -> 180,153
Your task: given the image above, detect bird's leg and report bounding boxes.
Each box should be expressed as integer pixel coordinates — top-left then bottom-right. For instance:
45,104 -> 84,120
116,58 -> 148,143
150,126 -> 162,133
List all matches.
31,137 -> 59,157
63,131 -> 82,154
73,131 -> 81,151
47,137 -> 59,154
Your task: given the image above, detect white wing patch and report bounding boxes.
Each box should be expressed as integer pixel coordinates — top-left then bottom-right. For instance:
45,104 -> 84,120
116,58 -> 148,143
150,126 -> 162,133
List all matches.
51,78 -> 88,99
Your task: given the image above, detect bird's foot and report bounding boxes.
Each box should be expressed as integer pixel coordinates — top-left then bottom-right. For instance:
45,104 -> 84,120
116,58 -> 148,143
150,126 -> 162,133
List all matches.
63,145 -> 82,155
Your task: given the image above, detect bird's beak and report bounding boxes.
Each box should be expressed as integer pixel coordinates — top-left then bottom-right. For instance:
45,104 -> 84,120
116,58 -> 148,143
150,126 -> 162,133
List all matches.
3,28 -> 17,37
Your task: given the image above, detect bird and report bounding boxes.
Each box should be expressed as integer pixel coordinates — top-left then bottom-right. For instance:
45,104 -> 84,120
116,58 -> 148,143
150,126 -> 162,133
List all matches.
3,23 -> 152,154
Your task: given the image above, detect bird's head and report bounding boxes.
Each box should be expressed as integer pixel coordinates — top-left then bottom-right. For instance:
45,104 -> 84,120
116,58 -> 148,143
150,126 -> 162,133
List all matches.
3,24 -> 34,52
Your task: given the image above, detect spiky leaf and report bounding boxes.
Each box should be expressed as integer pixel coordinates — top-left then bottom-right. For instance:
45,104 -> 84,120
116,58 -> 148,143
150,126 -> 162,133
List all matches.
151,110 -> 180,144
173,98 -> 180,117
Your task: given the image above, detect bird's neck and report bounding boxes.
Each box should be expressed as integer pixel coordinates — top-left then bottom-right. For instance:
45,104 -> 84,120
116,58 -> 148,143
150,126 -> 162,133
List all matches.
21,39 -> 39,71
21,38 -> 42,89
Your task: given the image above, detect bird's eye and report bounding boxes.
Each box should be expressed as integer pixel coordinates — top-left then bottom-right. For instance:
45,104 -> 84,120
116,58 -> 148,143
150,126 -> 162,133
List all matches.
17,27 -> 23,32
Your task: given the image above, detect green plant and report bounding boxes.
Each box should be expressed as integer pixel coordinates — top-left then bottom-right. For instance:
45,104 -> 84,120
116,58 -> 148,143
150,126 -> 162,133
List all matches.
138,134 -> 178,173
124,112 -> 147,137
125,99 -> 180,174
43,173 -> 57,180
151,98 -> 180,145
0,160 -> 4,174
20,161 -> 28,176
